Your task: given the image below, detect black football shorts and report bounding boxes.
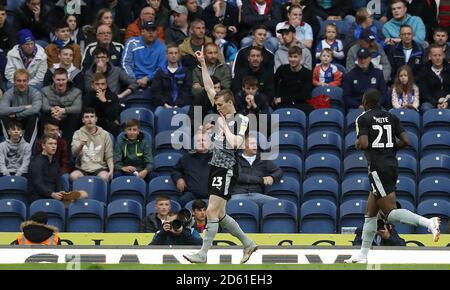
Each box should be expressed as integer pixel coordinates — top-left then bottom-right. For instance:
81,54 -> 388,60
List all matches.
208,165 -> 239,200
368,166 -> 398,199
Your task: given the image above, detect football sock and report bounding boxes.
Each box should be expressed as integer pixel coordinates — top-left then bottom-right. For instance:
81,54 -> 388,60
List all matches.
220,215 -> 252,248
387,209 -> 432,229
198,218 -> 219,257
360,217 -> 377,257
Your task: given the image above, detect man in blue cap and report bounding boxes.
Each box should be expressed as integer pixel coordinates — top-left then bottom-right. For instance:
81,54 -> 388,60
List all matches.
4,28 -> 48,90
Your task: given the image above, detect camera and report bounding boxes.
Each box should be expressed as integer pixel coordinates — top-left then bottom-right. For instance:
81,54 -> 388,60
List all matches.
171,219 -> 183,231
377,219 -> 386,231
170,209 -> 193,230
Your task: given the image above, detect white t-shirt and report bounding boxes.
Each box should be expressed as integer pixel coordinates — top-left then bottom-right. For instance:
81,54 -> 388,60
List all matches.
256,3 -> 266,15
403,48 -> 412,64
242,154 -> 257,166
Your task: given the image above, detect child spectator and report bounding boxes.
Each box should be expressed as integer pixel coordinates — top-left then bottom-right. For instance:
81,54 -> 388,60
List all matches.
66,15 -> 86,53
313,48 -> 343,87
140,194 -> 172,233
315,23 -> 344,63
212,24 -> 238,65
391,65 -> 420,110
45,21 -> 82,69
235,75 -> 271,116
0,120 -> 31,177
114,119 -> 153,182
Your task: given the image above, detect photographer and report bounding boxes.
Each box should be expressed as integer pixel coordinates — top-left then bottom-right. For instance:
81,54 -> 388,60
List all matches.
150,210 -> 203,246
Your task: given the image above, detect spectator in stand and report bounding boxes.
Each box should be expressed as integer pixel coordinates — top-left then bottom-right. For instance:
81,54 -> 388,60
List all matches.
84,47 -> 138,99
0,120 -> 32,178
0,69 -> 42,143
149,211 -> 203,245
232,25 -> 275,78
313,0 -> 353,25
423,28 -> 450,63
84,8 -> 123,45
313,48 -> 343,87
82,24 -> 124,70
391,65 -> 420,111
70,107 -> 114,182
274,23 -> 312,71
191,199 -> 207,233
165,6 -> 190,46
43,46 -> 84,92
45,21 -> 82,69
114,119 -> 153,182
346,28 -> 391,82
232,46 -> 275,98
274,46 -> 313,114
51,0 -> 90,28
280,0 -> 320,40
84,73 -> 121,136
192,43 -> 230,98
172,132 -> 212,207
343,48 -> 387,110
344,7 -> 385,52
12,211 -> 61,245
0,5 -> 15,52
351,0 -> 389,23
5,29 -> 48,90
185,0 -> 204,22
146,0 -> 170,29
151,44 -> 193,109
383,0 -> 426,47
438,0 -> 450,36
231,134 -> 282,206
65,15 -> 86,54
386,25 -> 423,81
141,194 -> 172,232
276,4 -> 313,49
13,0 -> 52,44
122,21 -> 166,89
124,6 -> 165,43
212,24 -> 238,65
203,0 -> 239,40
235,75 -> 271,116
240,0 -> 282,53
34,119 -> 72,175
315,23 -> 344,64
417,44 -> 450,112
41,68 -> 82,142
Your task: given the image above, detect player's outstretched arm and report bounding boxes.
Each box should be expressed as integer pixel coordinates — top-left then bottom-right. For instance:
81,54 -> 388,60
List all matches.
219,115 -> 245,149
194,48 -> 216,107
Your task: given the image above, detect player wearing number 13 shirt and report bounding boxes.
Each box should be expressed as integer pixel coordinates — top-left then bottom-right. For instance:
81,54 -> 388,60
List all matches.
345,89 -> 441,264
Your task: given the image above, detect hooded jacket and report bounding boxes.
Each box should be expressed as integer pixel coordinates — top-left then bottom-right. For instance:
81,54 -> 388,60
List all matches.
72,126 -> 114,173
151,62 -> 193,107
0,138 -> 32,176
0,86 -> 42,119
192,61 -> 231,97
382,14 -> 426,46
45,41 -> 82,69
5,44 -> 48,86
84,62 -> 138,94
41,83 -> 82,115
114,132 -> 153,173
274,42 -> 313,71
28,154 -> 64,201
164,24 -> 189,46
12,221 -> 60,245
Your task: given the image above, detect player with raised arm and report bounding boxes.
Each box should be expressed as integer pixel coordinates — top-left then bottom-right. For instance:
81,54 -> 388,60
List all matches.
183,48 -> 258,264
345,89 -> 441,264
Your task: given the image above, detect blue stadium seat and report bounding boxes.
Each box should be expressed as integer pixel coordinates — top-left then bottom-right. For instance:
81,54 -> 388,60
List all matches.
146,200 -> 181,215
226,199 -> 260,233
345,108 -> 364,134
422,109 -> 450,133
311,85 -> 344,112
147,176 -> 181,203
341,177 -> 371,203
72,176 -> 108,204
29,199 -> 66,232
306,131 -> 342,158
153,152 -> 184,177
420,154 -> 450,178
120,108 -> 154,135
0,176 -> 28,204
271,153 -> 302,181
67,199 -> 105,232
269,130 -> 304,157
418,177 -> 450,203
395,176 -> 417,205
300,199 -> 337,233
420,132 -> 450,158
339,200 -> 367,233
272,108 -> 306,136
305,153 -> 341,180
394,199 -> 416,234
184,199 -> 209,211
106,200 -> 143,233
261,200 -> 298,233
396,153 -> 417,179
124,89 -> 152,110
334,63 -> 348,75
416,200 -> 449,234
389,108 -> 421,137
308,108 -> 344,135
398,132 -> 418,158
265,177 -> 300,205
344,131 -> 357,157
0,199 -> 27,232
343,153 -> 367,179
302,176 -> 339,204
154,130 -> 189,155
116,131 -> 153,148
155,107 -> 190,134
110,176 -> 147,206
